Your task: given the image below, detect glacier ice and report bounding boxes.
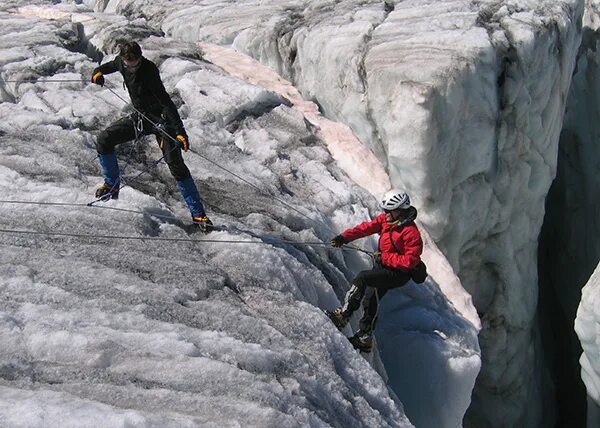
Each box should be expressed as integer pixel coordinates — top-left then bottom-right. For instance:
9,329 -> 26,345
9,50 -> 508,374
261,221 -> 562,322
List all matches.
576,265 -> 600,428
0,2 -> 483,427
537,1 -> 600,424
80,0 -> 584,425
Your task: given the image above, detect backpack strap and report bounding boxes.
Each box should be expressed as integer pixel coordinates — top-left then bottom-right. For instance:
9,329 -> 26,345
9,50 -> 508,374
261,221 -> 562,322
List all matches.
388,228 -> 400,253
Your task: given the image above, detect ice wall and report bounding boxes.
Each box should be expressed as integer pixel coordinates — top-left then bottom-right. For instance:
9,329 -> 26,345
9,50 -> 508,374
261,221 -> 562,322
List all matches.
0,2 -> 483,427
566,5 -> 600,427
575,265 -> 600,428
84,1 -> 583,426
187,41 -> 482,428
538,1 -> 600,425
236,4 -> 583,426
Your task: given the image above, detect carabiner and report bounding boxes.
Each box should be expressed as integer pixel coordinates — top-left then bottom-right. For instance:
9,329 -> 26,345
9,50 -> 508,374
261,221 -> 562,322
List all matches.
136,114 -> 144,134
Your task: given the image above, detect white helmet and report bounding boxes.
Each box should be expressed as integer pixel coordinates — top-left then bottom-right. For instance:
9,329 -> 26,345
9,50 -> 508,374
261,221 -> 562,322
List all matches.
380,189 -> 411,211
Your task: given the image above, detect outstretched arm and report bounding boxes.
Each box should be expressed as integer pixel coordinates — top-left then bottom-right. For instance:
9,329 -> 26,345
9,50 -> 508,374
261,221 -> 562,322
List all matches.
91,58 -> 119,85
94,59 -> 119,75
340,215 -> 383,242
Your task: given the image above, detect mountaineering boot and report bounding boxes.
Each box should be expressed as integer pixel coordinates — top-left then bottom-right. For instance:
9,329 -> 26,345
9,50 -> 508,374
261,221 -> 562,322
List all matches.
348,330 -> 373,353
95,182 -> 119,201
325,308 -> 349,330
176,175 -> 208,226
192,215 -> 213,233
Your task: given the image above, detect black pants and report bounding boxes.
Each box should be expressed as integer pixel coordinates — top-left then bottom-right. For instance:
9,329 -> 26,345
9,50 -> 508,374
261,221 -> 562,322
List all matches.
96,115 -> 191,181
341,266 -> 412,334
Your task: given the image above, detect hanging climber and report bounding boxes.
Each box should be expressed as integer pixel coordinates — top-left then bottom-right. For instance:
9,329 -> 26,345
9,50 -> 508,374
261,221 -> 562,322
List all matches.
327,189 -> 427,352
91,40 -> 212,232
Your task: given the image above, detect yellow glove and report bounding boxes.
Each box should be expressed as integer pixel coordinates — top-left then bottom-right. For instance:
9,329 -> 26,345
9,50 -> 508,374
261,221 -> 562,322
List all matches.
176,133 -> 189,152
91,71 -> 104,86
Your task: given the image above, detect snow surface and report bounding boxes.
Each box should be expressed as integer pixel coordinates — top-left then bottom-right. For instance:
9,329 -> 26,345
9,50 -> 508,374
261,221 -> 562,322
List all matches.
0,2 -> 481,427
378,282 -> 480,428
79,0 -> 584,426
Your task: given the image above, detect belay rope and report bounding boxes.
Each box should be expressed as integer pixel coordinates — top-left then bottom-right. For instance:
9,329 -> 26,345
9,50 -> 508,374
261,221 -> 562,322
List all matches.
0,77 -> 372,256
97,85 -> 371,255
0,199 -> 372,256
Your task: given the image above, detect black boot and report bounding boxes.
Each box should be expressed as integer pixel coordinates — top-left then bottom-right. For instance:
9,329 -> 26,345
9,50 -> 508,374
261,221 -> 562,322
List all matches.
325,308 -> 349,330
349,330 -> 373,353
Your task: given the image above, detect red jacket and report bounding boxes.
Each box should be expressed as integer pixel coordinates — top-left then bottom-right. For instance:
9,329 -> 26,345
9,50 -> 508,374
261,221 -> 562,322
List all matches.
341,212 -> 423,271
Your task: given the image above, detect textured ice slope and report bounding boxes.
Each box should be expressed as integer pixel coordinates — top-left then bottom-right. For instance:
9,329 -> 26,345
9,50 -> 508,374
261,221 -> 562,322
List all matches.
84,0 -> 583,425
0,3 -> 481,427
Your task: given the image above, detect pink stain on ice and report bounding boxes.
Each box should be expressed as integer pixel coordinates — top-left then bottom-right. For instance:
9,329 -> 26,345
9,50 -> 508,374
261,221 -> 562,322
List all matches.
197,41 -> 391,197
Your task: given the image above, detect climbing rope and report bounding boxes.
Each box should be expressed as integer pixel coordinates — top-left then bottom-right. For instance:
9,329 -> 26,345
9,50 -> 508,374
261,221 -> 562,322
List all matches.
0,226 -> 332,247
1,76 -> 371,254
0,79 -> 85,83
0,199 -> 177,222
119,112 -> 144,178
0,199 -> 373,255
101,86 -> 348,236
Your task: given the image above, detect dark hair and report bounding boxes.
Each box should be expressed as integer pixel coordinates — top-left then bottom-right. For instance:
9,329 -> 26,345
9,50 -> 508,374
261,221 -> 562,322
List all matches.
119,41 -> 142,60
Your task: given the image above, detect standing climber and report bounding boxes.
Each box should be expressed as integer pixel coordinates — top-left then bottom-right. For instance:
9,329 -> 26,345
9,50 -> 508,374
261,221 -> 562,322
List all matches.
91,40 -> 212,232
327,189 -> 427,352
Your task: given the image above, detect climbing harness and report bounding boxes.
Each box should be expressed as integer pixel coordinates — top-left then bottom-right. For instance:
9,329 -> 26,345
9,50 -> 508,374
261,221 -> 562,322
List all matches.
0,79 -> 85,83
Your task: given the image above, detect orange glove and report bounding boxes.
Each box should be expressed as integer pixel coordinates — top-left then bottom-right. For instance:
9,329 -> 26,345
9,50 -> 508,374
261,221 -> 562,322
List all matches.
91,71 -> 104,86
176,133 -> 189,151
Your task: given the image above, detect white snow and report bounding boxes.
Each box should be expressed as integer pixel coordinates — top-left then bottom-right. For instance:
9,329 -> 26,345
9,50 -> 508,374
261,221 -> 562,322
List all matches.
0,385 -> 200,428
120,1 -> 580,426
78,0 -> 583,425
0,2 -> 484,428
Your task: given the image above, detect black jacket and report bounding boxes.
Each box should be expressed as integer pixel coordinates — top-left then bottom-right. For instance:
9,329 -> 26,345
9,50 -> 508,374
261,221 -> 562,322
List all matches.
94,56 -> 185,133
